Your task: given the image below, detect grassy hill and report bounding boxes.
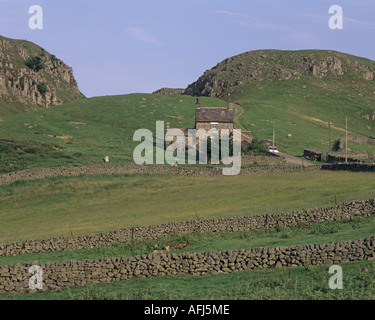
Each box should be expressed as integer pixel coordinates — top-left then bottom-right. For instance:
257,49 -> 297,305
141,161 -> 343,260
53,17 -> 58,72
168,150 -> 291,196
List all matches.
2,45 -> 375,300
0,94 -> 227,172
185,49 -> 375,155
1,49 -> 375,172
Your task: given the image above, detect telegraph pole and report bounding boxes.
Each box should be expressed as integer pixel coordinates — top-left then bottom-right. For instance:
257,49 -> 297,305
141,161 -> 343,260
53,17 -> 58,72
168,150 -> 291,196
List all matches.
345,116 -> 348,164
328,121 -> 331,152
272,119 -> 275,151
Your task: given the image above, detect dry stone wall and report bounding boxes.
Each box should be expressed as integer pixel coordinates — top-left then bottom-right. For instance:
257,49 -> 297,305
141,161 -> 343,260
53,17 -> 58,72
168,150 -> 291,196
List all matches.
1,199 -> 374,258
326,153 -> 375,163
304,149 -> 375,163
241,155 -> 288,166
1,236 -> 375,294
0,163 -> 319,186
322,163 -> 375,172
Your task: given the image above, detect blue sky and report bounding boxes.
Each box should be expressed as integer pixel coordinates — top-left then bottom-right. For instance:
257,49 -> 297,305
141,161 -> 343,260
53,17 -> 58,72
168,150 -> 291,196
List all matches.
1,0 -> 374,97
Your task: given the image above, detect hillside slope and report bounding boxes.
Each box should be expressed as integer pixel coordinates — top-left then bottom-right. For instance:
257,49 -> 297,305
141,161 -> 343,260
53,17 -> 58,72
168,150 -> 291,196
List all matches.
0,35 -> 85,116
184,50 -> 375,155
2,48 -> 375,173
0,94 -> 227,172
184,49 -> 374,98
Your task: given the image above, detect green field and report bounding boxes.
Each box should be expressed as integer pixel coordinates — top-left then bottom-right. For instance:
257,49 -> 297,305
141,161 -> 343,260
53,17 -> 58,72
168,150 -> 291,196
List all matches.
0,170 -> 374,244
0,94 -> 228,172
1,49 -> 375,300
1,214 -> 374,267
186,49 -> 375,156
234,77 -> 375,155
1,214 -> 375,300
0,71 -> 375,173
347,141 -> 375,153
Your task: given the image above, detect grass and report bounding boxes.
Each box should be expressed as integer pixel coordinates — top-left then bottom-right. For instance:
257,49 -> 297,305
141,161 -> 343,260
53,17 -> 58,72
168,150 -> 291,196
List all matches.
0,139 -> 76,173
0,46 -> 374,301
185,49 -> 375,156
0,62 -> 375,174
0,215 -> 374,266
235,76 -> 375,156
0,214 -> 374,300
347,141 -> 375,154
0,94 -> 227,172
2,259 -> 374,300
0,170 -> 374,244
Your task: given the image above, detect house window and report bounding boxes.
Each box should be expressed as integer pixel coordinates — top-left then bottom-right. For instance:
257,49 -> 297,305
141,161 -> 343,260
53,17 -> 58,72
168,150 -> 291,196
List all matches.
211,122 -> 218,130
178,137 -> 185,151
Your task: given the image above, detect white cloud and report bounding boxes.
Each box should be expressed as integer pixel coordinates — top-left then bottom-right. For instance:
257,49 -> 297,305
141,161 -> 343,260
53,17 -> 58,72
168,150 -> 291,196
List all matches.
305,13 -> 375,30
214,9 -> 293,31
127,27 -> 161,45
344,17 -> 375,29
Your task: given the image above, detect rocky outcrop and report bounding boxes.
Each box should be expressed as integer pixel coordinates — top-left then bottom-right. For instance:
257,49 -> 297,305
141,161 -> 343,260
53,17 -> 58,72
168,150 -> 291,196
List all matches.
0,35 -> 85,115
184,50 -> 375,98
152,88 -> 185,96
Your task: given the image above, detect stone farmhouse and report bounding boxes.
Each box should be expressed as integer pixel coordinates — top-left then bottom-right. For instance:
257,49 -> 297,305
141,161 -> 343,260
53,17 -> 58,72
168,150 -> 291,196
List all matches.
166,99 -> 252,148
194,99 -> 234,132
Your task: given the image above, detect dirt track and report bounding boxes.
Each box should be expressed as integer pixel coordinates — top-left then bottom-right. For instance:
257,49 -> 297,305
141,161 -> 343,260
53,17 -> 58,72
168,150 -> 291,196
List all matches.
279,152 -> 316,167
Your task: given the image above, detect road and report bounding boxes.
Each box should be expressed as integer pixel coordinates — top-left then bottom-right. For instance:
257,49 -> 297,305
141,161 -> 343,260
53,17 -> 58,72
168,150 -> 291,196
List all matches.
279,152 -> 316,167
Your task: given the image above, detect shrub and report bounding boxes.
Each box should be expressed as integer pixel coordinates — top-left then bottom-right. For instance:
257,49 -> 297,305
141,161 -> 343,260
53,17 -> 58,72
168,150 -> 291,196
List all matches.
250,139 -> 267,154
50,54 -> 58,63
37,82 -> 48,97
25,56 -> 44,72
310,222 -> 340,235
19,76 -> 25,91
332,140 -> 340,151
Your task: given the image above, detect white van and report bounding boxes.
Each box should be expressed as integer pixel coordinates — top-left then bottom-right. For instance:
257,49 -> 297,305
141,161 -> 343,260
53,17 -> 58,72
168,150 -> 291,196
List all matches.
267,146 -> 279,154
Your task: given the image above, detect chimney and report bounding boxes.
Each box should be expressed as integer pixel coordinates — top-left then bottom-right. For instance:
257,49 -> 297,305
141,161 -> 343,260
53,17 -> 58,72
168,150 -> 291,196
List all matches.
195,98 -> 200,109
166,122 -> 170,130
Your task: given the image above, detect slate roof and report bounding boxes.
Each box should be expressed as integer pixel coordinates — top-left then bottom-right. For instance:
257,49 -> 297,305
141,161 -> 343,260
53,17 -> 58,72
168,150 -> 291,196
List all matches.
195,107 -> 234,123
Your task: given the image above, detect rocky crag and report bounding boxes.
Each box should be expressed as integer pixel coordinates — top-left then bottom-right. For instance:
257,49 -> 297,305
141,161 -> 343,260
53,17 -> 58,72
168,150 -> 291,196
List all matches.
183,49 -> 375,98
0,35 -> 85,116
